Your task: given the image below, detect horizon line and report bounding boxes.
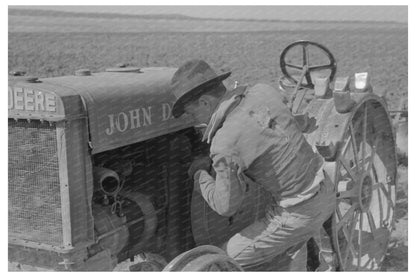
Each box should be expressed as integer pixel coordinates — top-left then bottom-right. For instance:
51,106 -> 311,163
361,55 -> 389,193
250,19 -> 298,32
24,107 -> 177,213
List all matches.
8,8 -> 407,25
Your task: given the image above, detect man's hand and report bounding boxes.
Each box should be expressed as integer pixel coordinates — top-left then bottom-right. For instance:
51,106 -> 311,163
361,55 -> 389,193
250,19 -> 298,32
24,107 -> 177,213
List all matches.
188,156 -> 212,180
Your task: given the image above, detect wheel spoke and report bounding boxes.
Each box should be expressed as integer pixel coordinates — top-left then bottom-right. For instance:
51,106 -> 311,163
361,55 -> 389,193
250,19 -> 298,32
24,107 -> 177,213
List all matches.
337,188 -> 358,199
377,187 -> 385,227
339,156 -> 358,182
348,212 -> 359,257
379,183 -> 392,202
336,203 -> 358,231
343,211 -> 359,265
372,171 -> 380,188
366,211 -> 377,236
361,104 -> 368,171
286,63 -> 303,70
305,71 -> 313,86
366,148 -> 375,174
349,122 -> 360,169
379,183 -> 394,207
302,44 -> 309,67
336,206 -> 342,221
372,182 -> 382,191
343,230 -> 352,266
309,64 -> 333,71
341,133 -> 352,155
386,182 -> 394,223
358,212 -> 363,269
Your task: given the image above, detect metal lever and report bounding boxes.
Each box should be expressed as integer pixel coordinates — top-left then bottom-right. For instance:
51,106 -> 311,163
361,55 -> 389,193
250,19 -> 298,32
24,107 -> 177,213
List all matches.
289,65 -> 308,113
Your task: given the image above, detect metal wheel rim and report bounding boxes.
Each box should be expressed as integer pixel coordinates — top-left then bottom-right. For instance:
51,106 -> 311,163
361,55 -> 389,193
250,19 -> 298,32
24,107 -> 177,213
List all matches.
181,253 -> 243,271
163,245 -> 239,271
332,100 -> 397,271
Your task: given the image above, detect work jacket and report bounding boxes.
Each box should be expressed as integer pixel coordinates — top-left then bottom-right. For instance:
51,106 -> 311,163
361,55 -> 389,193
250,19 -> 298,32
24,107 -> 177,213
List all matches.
195,83 -> 323,217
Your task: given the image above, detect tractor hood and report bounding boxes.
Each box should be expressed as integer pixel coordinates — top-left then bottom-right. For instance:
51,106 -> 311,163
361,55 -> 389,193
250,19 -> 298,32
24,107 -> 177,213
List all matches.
8,67 -> 196,154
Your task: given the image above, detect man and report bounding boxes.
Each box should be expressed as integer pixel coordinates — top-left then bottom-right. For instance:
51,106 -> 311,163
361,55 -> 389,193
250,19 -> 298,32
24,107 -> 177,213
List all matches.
170,59 -> 335,271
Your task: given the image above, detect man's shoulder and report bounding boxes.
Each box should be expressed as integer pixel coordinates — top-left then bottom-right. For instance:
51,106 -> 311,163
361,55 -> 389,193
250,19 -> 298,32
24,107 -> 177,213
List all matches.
209,84 -> 270,153
210,107 -> 248,154
210,83 -> 289,153
247,83 -> 288,104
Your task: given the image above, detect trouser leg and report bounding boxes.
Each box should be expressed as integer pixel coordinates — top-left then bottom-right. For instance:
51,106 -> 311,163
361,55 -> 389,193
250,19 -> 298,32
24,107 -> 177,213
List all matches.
223,186 -> 335,271
222,210 -> 315,270
222,215 -> 289,269
237,241 -> 308,271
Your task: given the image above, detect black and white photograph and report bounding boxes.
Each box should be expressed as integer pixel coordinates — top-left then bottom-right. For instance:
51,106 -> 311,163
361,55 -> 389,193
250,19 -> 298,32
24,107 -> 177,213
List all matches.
6,3 -> 409,272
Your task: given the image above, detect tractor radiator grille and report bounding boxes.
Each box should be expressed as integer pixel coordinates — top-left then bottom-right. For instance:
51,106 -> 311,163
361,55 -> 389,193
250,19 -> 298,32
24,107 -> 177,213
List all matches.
8,119 -> 63,246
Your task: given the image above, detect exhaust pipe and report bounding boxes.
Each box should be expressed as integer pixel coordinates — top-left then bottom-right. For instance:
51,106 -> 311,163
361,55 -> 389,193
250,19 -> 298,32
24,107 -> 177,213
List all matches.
94,167 -> 121,196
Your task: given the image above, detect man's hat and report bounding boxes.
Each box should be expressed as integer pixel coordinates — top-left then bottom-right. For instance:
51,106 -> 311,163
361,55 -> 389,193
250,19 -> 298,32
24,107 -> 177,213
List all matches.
171,59 -> 231,118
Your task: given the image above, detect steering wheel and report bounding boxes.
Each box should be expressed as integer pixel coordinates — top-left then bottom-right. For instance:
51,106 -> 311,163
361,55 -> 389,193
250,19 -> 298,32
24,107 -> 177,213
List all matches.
280,40 -> 337,89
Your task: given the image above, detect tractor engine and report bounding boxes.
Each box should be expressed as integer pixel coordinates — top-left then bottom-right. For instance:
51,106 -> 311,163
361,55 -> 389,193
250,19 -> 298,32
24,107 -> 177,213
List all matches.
86,128 -> 205,264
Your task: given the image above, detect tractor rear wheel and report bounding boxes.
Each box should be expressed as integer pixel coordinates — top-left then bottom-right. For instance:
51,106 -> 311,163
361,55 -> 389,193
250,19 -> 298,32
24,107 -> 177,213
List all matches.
331,99 -> 397,270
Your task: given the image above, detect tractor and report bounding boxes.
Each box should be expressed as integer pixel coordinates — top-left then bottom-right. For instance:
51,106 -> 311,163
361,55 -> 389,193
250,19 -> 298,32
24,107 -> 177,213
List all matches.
8,41 -> 399,271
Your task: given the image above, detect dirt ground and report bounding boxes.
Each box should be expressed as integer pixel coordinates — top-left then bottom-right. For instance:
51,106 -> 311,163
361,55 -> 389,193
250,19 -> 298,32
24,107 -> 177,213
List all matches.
8,9 -> 408,271
381,166 -> 408,271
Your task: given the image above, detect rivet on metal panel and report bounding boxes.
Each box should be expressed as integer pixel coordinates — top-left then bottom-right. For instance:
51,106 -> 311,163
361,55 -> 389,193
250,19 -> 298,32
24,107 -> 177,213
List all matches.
75,69 -> 92,76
